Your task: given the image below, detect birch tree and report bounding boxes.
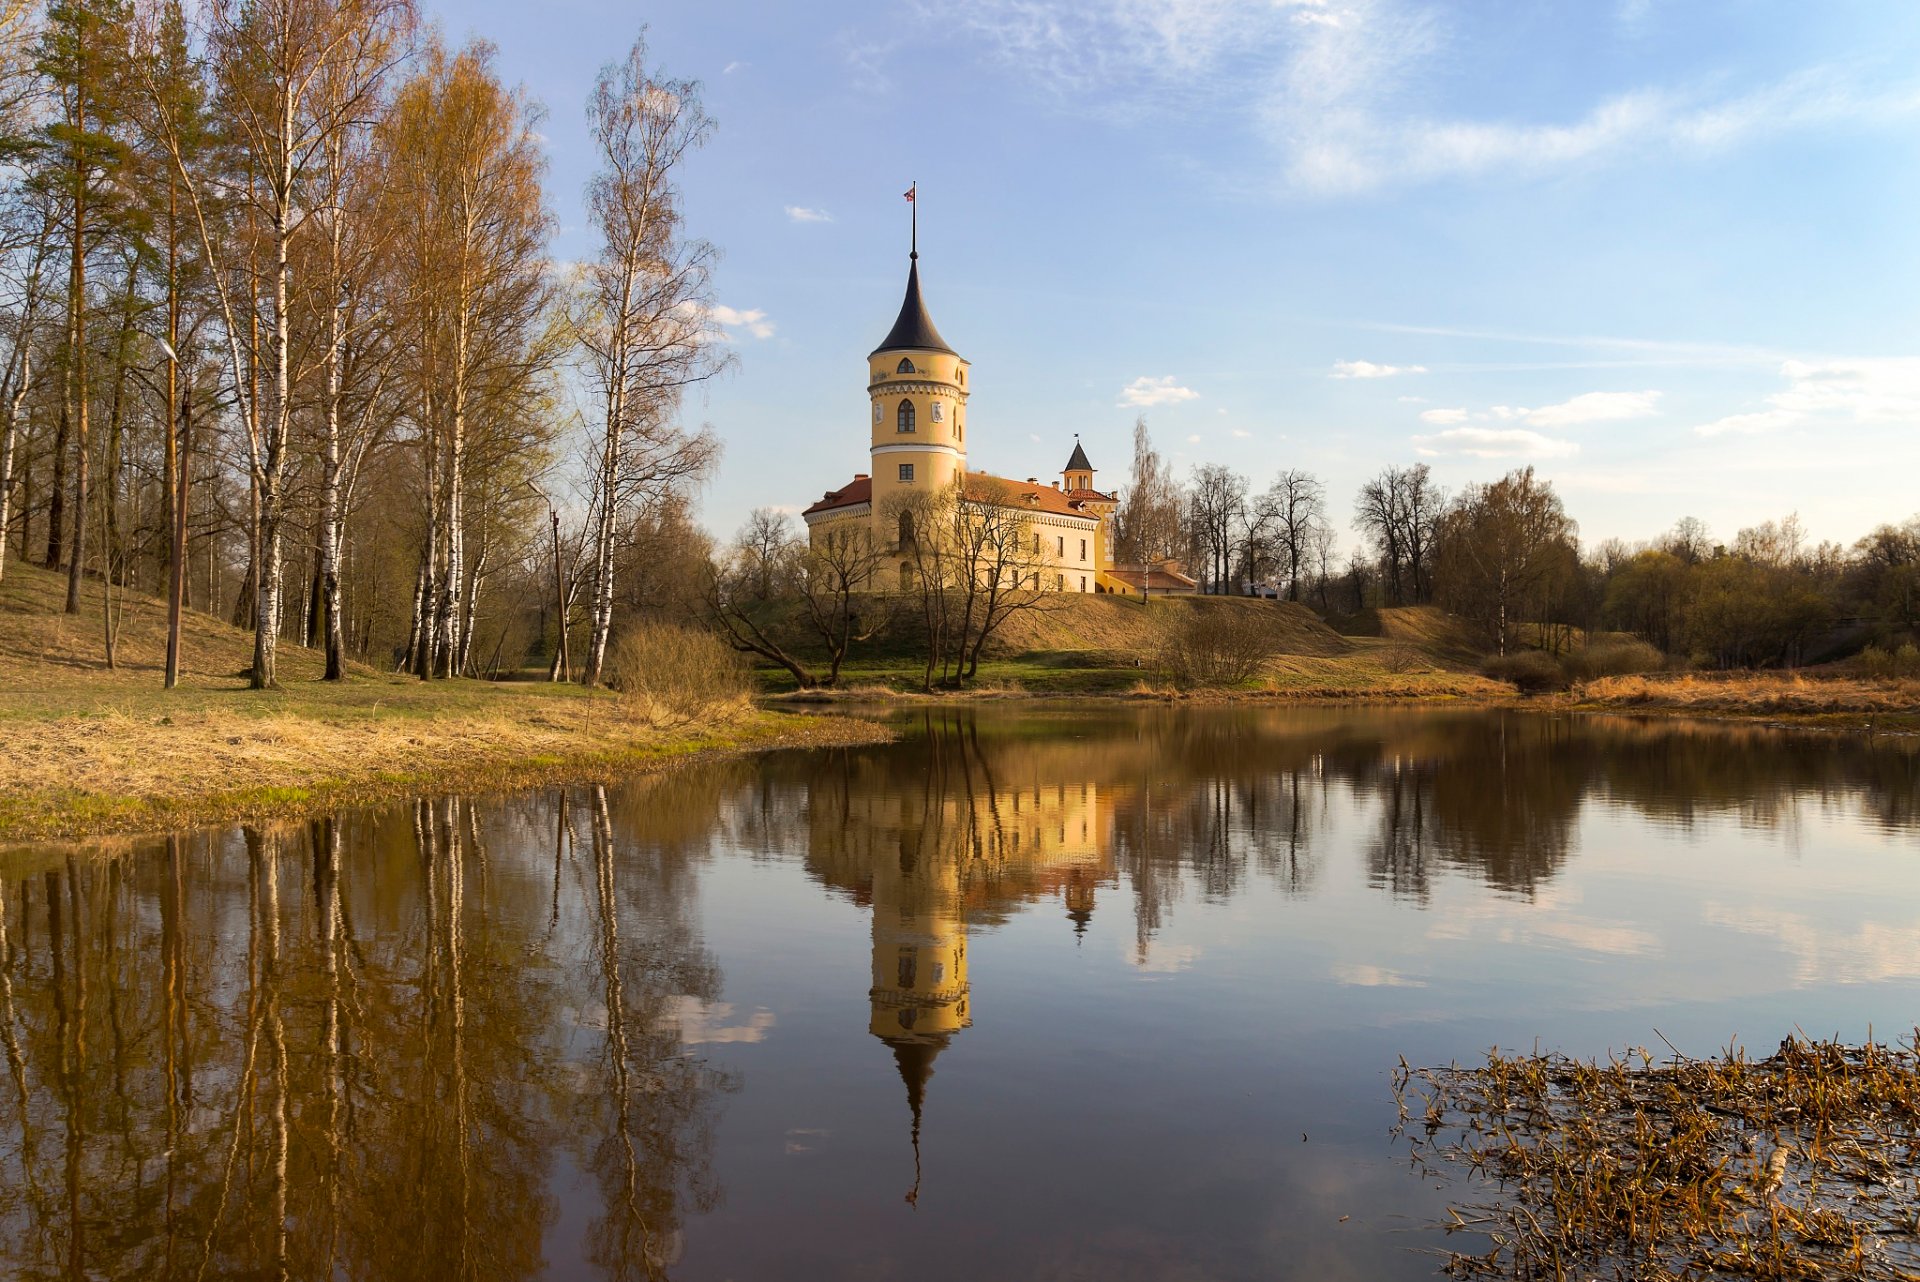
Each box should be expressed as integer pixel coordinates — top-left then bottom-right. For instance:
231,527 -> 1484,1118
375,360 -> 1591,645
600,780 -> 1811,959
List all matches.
575,34 -> 725,686
189,0 -> 411,687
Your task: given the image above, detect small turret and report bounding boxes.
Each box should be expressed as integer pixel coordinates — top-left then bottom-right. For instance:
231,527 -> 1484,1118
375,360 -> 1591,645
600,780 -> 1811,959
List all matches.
1064,436 -> 1095,492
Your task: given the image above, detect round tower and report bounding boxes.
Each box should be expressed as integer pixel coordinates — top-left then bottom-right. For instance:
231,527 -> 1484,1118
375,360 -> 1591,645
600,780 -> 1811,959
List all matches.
868,249 -> 969,542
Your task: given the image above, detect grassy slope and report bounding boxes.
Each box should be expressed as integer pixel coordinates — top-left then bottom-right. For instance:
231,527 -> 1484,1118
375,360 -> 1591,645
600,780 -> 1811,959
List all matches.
0,561 -> 885,843
764,592 -> 1511,699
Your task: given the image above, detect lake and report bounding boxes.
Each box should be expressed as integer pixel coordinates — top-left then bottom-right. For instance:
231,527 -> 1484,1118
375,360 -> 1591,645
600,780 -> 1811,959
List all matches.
1,705 -> 1916,1280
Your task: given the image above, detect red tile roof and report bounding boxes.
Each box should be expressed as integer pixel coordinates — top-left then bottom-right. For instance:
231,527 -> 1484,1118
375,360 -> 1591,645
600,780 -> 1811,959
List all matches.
803,475 -> 872,517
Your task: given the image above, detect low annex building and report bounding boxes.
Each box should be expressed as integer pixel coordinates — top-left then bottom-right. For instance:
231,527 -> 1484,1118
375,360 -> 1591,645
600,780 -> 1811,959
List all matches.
802,243 -> 1134,594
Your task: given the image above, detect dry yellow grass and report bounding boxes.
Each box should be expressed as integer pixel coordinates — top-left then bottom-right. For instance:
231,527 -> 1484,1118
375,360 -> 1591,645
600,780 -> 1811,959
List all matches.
0,562 -> 888,843
1576,670 -> 1920,722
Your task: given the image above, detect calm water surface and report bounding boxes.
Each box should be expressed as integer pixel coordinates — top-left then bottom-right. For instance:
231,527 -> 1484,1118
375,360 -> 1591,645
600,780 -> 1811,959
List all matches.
2,706 -> 1918,1280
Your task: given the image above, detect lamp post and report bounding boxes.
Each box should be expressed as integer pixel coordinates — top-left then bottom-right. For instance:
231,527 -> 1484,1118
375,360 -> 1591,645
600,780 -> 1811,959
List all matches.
521,479 -> 569,682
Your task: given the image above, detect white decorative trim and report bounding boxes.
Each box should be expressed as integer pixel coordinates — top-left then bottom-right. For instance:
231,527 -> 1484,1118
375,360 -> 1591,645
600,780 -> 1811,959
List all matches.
870,442 -> 962,458
804,503 -> 871,525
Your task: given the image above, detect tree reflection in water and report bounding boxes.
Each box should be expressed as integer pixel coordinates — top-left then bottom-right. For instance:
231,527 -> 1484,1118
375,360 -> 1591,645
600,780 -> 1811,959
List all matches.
0,779 -> 735,1281
0,706 -> 1914,1277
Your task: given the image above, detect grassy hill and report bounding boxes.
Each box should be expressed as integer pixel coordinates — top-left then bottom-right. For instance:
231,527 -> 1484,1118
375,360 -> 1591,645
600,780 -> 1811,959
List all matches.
767,590 -> 1506,697
0,561 -> 879,844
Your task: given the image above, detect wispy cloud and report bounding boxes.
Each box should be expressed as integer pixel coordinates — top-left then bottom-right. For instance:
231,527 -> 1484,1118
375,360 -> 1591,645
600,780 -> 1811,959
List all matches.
1420,390 -> 1659,432
927,0 -> 1920,195
1527,390 -> 1662,428
1412,426 -> 1579,459
709,304 -> 776,340
1331,358 -> 1427,379
1119,375 -> 1200,408
784,205 -> 833,223
723,60 -> 748,74
1695,357 -> 1920,437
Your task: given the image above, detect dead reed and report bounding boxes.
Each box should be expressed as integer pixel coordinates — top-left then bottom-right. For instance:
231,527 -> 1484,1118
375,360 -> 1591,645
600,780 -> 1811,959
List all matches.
1397,1034 -> 1920,1280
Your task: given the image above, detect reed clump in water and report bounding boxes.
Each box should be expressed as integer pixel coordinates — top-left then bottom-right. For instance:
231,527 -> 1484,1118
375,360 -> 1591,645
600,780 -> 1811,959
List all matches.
1396,1033 -> 1920,1281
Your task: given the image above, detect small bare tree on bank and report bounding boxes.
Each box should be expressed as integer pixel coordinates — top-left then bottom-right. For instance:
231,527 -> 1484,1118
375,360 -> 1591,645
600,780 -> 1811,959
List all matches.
706,509 -> 887,689
1113,417 -> 1182,602
889,480 -> 1049,689
576,34 -> 725,686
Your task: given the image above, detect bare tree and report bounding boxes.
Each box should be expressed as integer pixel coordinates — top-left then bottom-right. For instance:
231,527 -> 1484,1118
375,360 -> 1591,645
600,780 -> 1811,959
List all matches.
575,33 -> 726,686
1254,468 -> 1327,602
1355,463 -> 1445,607
1112,416 -> 1182,601
1433,466 -> 1579,654
1186,463 -> 1246,594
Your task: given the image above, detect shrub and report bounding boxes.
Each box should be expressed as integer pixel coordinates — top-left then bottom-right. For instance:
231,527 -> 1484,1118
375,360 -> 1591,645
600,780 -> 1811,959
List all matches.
1483,649 -> 1568,693
606,621 -> 752,725
1858,642 -> 1920,679
1562,638 -> 1665,682
1156,607 -> 1280,688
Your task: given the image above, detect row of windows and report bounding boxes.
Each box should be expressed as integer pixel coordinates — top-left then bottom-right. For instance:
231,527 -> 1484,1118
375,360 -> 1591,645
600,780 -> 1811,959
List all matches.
895,562 -> 1090,593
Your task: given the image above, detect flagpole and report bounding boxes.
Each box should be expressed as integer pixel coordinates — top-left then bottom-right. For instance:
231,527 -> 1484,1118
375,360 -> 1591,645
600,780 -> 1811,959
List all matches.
910,181 -> 917,258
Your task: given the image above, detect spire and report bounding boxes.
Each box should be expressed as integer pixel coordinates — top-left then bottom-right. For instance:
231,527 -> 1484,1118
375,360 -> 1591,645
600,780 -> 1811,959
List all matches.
888,1035 -> 949,1208
873,185 -> 957,356
872,258 -> 956,357
1065,435 -> 1094,476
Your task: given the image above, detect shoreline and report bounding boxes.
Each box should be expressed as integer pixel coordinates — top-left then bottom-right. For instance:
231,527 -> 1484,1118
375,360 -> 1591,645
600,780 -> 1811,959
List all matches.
769,679 -> 1920,733
1,701 -> 891,849
7,670 -> 1913,850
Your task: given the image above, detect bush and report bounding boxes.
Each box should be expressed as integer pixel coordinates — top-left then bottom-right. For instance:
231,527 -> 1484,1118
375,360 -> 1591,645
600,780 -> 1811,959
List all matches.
1858,642 -> 1920,679
1156,607 -> 1281,687
606,621 -> 752,725
1483,649 -> 1568,693
1562,638 -> 1665,682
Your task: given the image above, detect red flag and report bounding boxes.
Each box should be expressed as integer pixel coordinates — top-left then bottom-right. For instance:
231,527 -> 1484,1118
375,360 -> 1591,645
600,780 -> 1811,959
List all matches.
903,186 -> 915,202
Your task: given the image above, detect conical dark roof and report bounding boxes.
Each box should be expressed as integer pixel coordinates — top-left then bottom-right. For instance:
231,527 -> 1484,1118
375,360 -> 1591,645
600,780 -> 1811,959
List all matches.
872,257 -> 956,357
1065,439 -> 1094,474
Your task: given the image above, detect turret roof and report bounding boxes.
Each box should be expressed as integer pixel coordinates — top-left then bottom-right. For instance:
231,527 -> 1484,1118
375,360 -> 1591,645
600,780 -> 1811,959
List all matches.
1065,440 -> 1094,474
872,257 -> 957,357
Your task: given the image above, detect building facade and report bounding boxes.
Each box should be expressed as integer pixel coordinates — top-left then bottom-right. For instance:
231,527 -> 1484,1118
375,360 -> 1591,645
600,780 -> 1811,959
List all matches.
803,248 -> 1132,594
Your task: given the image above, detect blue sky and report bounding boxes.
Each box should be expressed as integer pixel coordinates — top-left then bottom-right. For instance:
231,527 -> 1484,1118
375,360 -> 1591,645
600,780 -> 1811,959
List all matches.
425,0 -> 1920,552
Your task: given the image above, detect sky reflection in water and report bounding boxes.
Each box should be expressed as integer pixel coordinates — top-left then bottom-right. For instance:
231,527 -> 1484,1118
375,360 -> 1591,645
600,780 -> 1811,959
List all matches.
1,705 -> 1916,1280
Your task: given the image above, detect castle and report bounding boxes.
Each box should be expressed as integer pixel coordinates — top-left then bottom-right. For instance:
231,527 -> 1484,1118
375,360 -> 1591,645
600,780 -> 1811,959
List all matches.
802,241 -> 1138,594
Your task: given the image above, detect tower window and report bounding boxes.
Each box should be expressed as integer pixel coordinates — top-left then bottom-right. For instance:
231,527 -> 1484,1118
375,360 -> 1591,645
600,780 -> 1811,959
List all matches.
1080,538 -> 1088,560
898,511 -> 916,546
898,463 -> 915,482
1056,536 -> 1064,557
897,399 -> 915,433
896,357 -> 916,374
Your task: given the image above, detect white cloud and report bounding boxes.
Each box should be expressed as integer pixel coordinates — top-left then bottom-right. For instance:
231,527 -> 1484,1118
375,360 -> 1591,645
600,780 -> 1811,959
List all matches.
1132,940 -> 1202,974
1231,428 -> 1252,438
723,60 -> 748,74
1331,962 -> 1425,988
1331,358 -> 1427,379
1418,407 -> 1468,425
1695,357 -> 1920,437
1412,427 -> 1579,459
784,205 -> 833,223
708,304 -> 775,340
1525,389 -> 1662,428
1186,433 -> 1202,444
1119,375 -> 1200,408
929,0 -> 1920,196
657,997 -> 776,1044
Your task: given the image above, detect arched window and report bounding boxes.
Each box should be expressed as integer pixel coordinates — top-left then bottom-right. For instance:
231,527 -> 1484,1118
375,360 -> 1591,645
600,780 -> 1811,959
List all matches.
896,357 -> 916,374
898,510 -> 915,547
897,399 -> 915,433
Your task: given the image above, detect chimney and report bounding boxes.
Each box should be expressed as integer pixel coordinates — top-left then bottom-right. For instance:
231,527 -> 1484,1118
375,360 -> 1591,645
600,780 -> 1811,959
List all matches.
854,472 -> 869,480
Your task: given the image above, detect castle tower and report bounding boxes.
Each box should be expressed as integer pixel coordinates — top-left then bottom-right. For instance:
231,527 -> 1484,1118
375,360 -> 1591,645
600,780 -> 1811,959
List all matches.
867,234 -> 970,543
1063,436 -> 1095,492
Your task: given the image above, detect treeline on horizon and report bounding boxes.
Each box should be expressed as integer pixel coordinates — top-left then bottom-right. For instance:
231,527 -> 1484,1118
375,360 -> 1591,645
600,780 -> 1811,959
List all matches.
1096,420 -> 1920,674
0,0 -> 726,688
